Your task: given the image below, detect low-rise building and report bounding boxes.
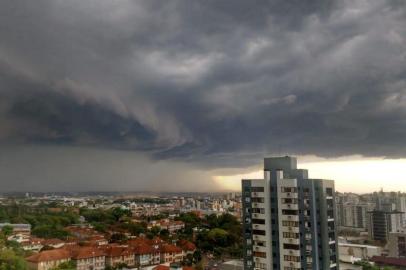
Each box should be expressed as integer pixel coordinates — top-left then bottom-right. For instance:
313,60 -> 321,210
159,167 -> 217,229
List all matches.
148,219 -> 185,234
0,223 -> 31,236
104,245 -> 135,268
177,240 -> 196,255
26,249 -> 71,270
22,237 -> 43,251
41,238 -> 65,249
133,243 -> 158,267
71,247 -> 105,270
338,243 -> 381,263
159,244 -> 184,263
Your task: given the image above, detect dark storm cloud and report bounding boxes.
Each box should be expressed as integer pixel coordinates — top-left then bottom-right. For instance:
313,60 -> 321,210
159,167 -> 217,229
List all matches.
0,0 -> 406,171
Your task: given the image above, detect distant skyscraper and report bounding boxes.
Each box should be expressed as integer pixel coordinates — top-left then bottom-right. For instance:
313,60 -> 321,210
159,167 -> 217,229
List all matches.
368,210 -> 404,242
336,201 -> 375,229
242,156 -> 339,270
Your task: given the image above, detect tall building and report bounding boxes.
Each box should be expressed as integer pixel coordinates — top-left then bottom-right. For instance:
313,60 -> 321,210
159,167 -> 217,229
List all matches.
242,156 -> 339,270
368,210 -> 404,242
336,202 -> 375,230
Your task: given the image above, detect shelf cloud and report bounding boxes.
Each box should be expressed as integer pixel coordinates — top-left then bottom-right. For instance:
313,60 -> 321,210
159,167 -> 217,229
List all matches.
0,0 -> 405,191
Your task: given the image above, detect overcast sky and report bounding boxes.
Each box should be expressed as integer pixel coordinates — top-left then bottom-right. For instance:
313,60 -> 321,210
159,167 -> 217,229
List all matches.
0,0 -> 406,192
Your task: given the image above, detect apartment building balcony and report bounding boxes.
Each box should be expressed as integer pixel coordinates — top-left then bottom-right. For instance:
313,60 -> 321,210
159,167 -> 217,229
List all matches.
253,245 -> 267,253
252,202 -> 265,209
282,238 -> 300,245
283,249 -> 300,256
283,215 -> 299,222
281,192 -> 298,199
253,256 -> 268,265
252,213 -> 266,219
253,234 -> 267,242
251,192 -> 265,198
253,224 -> 266,231
281,226 -> 299,233
280,203 -> 299,210
285,260 -> 301,269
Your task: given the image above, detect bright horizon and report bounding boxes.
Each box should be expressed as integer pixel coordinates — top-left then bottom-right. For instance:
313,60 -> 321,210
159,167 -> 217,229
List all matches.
213,156 -> 406,193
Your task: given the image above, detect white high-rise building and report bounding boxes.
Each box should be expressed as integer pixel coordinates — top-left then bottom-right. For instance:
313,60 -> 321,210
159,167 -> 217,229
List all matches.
242,156 -> 339,270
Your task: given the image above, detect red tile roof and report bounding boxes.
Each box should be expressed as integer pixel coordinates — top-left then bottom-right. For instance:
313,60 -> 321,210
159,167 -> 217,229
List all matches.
371,256 -> 406,266
153,265 -> 170,270
104,246 -> 133,257
128,237 -> 152,246
177,240 -> 196,251
160,244 -> 183,254
26,249 -> 71,263
71,247 -> 105,259
133,243 -> 156,255
41,238 -> 65,246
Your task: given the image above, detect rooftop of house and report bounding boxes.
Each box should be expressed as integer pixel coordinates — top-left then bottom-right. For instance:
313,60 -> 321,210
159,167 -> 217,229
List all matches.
26,249 -> 71,263
159,244 -> 183,254
177,240 -> 196,251
70,246 -> 105,259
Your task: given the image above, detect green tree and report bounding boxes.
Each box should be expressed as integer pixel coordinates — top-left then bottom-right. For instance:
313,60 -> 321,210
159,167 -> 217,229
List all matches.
207,228 -> 229,246
183,253 -> 193,266
92,222 -> 107,233
0,209 -> 9,222
159,229 -> 170,239
111,208 -> 131,222
32,225 -> 69,239
150,226 -> 161,237
1,225 -> 13,238
51,260 -> 76,270
110,233 -> 127,243
0,248 -> 27,270
119,222 -> 145,236
193,250 -> 202,263
115,263 -> 129,269
355,260 -> 394,270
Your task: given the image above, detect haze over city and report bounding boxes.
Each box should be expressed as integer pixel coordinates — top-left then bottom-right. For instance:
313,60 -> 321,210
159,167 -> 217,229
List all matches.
1,0 -> 406,192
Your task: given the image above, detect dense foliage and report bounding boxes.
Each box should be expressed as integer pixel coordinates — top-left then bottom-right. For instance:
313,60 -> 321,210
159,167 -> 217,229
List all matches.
50,260 -> 76,270
0,227 -> 28,270
355,261 -> 394,270
0,203 -> 243,268
0,205 -> 79,240
176,212 -> 243,258
80,207 -> 131,224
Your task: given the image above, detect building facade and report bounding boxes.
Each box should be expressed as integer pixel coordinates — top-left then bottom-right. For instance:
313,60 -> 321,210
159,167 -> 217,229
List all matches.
388,231 -> 406,258
368,210 -> 403,242
336,202 -> 375,230
242,156 -> 339,270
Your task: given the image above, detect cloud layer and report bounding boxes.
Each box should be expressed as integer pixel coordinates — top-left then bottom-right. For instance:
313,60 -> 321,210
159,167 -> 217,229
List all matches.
0,0 -> 406,181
